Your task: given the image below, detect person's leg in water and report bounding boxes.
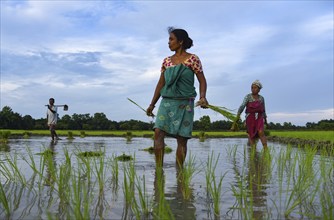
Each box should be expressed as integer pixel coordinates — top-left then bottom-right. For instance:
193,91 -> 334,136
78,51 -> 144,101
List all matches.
49,124 -> 55,141
258,130 -> 267,149
50,124 -> 60,141
154,128 -> 166,167
248,134 -> 256,147
176,136 -> 188,167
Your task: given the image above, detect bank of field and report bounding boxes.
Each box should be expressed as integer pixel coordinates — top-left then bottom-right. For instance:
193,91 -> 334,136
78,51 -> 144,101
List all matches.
2,129 -> 334,143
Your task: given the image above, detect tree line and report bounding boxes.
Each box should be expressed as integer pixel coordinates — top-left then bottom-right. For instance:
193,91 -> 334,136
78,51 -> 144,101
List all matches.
0,106 -> 333,131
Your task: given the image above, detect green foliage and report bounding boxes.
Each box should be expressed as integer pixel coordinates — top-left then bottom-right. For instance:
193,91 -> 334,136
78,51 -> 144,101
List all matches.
0,130 -> 11,143
0,105 -> 333,131
77,151 -> 104,157
67,131 -> 75,140
140,146 -> 173,154
116,153 -> 133,161
206,104 -> 237,122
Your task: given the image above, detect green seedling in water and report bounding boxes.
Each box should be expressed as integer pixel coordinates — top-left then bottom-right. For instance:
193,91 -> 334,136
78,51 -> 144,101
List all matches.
116,153 -> 133,161
78,151 -> 104,157
140,146 -> 173,154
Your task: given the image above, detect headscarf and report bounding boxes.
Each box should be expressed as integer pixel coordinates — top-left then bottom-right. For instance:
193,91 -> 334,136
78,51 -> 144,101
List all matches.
252,80 -> 263,89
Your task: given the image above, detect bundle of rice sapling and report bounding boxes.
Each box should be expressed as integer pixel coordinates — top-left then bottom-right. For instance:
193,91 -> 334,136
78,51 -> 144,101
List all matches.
195,100 -> 237,123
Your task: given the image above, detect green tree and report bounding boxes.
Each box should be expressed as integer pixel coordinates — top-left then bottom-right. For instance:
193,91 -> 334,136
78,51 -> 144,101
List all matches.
22,115 -> 34,129
197,115 -> 211,131
211,120 -> 233,130
91,113 -> 109,130
317,119 -> 334,130
0,106 -> 22,129
71,113 -> 92,129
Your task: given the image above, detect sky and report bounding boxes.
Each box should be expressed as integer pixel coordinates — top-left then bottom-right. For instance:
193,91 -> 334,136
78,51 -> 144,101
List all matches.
1,0 -> 333,126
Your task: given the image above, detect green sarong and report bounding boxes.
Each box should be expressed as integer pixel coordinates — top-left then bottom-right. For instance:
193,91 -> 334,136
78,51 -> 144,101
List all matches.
154,64 -> 197,138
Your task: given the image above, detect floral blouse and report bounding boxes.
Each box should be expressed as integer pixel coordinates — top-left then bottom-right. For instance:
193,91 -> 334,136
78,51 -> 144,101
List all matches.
161,54 -> 203,75
238,94 -> 267,119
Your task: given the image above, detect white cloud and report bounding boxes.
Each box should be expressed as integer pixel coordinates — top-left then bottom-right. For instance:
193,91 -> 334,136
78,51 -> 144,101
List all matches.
1,1 -> 333,126
300,13 -> 333,38
269,109 -> 334,126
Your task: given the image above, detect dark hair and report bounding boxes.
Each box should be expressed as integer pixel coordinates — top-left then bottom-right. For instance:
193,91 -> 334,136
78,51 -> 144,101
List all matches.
168,27 -> 193,49
49,98 -> 54,101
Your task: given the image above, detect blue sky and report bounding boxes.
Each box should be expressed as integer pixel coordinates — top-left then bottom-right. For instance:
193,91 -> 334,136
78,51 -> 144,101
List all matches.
1,0 -> 333,126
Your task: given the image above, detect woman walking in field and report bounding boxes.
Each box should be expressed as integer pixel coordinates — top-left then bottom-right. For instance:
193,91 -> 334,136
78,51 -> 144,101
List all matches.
146,27 -> 208,167
237,80 -> 268,148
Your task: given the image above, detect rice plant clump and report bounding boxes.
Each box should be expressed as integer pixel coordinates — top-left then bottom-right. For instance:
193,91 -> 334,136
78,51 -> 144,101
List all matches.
140,146 -> 173,154
116,153 -> 133,161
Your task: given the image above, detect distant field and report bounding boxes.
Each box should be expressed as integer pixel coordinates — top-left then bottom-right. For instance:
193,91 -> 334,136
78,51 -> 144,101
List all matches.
270,130 -> 334,143
1,129 -> 333,143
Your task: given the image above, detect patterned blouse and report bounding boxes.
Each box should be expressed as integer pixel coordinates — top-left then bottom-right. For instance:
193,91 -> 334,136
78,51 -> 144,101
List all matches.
238,94 -> 267,119
161,54 -> 203,75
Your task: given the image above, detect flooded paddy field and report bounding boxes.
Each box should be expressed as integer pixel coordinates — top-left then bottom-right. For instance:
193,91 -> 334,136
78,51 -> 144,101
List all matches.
0,137 -> 333,219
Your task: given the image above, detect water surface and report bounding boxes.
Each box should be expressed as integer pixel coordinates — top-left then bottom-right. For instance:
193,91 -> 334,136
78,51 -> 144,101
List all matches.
0,136 -> 333,219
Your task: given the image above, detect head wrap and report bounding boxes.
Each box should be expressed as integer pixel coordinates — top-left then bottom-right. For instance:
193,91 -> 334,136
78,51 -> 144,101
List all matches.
252,80 -> 263,89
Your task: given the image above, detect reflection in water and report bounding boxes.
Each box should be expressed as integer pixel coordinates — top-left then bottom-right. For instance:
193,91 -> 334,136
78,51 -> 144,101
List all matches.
246,147 -> 271,219
153,167 -> 173,219
153,166 -> 196,220
0,137 -> 331,219
44,140 -> 57,187
229,146 -> 271,219
170,166 -> 196,220
0,143 -> 10,152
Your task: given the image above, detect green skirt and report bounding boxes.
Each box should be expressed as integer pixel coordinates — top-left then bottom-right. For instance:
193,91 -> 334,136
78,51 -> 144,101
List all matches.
153,98 -> 194,138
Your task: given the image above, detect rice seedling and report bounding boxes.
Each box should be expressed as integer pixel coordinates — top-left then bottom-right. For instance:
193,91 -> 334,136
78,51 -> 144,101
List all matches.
92,153 -> 107,193
0,153 -> 26,185
43,149 -> 57,187
200,104 -> 237,122
0,130 -> 11,144
57,149 -> 72,209
108,154 -> 119,193
140,146 -> 173,154
116,153 -> 133,161
226,145 -> 239,161
1,136 -> 333,219
0,143 -> 10,152
0,181 -> 10,216
205,151 -> 227,217
228,145 -> 257,220
318,155 -> 334,219
280,148 -> 300,217
80,131 -> 86,138
230,166 -> 252,220
125,131 -> 133,142
198,131 -> 207,142
77,151 -> 104,157
178,152 -> 198,200
21,147 -> 51,191
67,131 -> 75,140
152,167 -> 175,220
70,163 -> 91,219
272,144 -> 322,218
23,131 -> 30,139
122,160 -> 136,206
132,174 -> 153,219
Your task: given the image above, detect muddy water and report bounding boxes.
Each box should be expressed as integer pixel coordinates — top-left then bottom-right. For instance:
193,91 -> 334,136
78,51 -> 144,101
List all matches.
0,137 -> 332,219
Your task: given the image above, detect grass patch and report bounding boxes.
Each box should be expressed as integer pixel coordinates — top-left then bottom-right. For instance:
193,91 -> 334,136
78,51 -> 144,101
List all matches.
140,146 -> 173,154
116,153 -> 133,161
77,151 -> 104,157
